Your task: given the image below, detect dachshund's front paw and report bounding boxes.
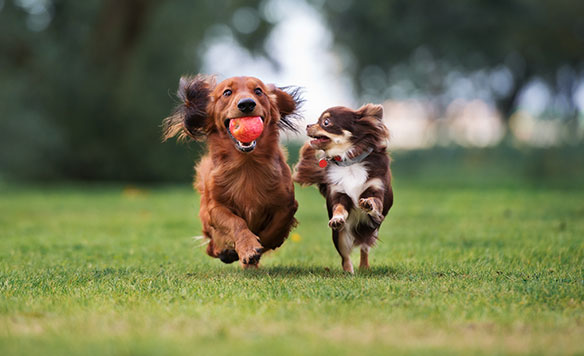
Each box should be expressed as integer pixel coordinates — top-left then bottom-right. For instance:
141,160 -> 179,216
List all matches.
240,247 -> 263,266
237,234 -> 264,267
328,216 -> 346,231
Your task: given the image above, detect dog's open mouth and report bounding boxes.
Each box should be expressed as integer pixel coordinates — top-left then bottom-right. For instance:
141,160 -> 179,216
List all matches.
225,117 -> 264,153
309,135 -> 331,146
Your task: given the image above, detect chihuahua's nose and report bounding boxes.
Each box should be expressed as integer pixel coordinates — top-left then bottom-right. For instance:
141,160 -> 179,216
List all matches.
306,124 -> 311,130
237,98 -> 256,113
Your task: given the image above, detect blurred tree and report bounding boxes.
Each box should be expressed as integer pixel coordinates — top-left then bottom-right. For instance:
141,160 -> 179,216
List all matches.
0,0 -> 274,181
315,0 -> 584,123
2,0 -> 582,181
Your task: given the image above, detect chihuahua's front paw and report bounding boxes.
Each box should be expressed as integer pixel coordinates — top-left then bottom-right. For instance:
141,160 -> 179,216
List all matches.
328,215 -> 346,231
359,197 -> 384,224
358,197 -> 376,212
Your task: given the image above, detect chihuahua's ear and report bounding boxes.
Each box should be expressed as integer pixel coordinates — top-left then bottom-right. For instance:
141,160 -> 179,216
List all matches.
356,103 -> 383,120
355,103 -> 389,145
268,84 -> 304,132
162,74 -> 216,142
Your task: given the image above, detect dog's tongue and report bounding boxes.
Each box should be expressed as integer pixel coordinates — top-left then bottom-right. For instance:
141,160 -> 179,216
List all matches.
229,116 -> 264,143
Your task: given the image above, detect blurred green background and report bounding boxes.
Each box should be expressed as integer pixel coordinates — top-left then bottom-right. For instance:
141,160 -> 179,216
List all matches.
1,0 -> 583,183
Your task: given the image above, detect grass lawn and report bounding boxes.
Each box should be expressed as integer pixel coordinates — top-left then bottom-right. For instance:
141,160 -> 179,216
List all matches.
0,179 -> 583,355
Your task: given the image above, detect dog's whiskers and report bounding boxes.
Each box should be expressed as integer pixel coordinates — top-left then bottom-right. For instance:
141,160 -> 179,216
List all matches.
192,235 -> 210,248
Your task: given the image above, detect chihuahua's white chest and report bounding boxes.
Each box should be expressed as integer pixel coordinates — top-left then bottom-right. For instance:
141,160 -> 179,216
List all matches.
327,163 -> 369,205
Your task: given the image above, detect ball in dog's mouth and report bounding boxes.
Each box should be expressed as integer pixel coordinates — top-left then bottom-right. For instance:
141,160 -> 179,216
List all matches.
225,116 -> 264,153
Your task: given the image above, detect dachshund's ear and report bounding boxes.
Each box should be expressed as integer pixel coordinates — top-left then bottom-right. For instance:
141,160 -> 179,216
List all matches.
162,74 -> 216,142
356,103 -> 383,120
268,84 -> 304,132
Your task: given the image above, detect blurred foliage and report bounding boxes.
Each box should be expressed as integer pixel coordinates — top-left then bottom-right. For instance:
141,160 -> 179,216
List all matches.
317,0 -> 584,121
389,144 -> 584,189
1,0 -> 583,182
0,0 -> 273,181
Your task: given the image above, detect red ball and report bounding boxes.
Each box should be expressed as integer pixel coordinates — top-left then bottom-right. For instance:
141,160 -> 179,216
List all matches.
229,116 -> 264,143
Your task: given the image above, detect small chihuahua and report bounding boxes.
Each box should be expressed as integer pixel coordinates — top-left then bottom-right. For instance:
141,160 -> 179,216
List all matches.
293,104 -> 393,273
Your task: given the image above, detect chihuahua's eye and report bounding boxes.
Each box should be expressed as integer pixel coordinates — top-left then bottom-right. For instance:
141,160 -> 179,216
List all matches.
254,88 -> 263,96
223,89 -> 232,97
323,118 -> 330,127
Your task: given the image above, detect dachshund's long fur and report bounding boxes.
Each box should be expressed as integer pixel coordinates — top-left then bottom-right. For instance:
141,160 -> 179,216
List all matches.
163,75 -> 302,268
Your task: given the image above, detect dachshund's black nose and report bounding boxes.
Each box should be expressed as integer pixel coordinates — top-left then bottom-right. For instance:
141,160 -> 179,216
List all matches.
306,124 -> 310,130
237,98 -> 256,113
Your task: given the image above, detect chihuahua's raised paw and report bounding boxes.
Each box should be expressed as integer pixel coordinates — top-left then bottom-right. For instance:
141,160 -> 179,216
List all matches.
359,197 -> 384,224
328,216 -> 346,230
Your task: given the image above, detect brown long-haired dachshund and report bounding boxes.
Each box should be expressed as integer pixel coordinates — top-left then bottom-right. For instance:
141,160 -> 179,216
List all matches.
163,75 -> 302,268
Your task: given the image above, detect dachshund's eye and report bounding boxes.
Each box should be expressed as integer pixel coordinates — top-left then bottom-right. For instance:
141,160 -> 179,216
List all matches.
254,88 -> 263,96
223,89 -> 232,97
323,118 -> 330,127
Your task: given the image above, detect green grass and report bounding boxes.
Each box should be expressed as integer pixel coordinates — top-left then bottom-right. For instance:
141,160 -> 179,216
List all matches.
0,180 -> 583,355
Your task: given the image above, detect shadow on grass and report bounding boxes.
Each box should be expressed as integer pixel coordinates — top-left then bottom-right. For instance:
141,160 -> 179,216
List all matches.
185,265 -> 401,279
21,263 -> 479,283
182,263 -> 494,281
